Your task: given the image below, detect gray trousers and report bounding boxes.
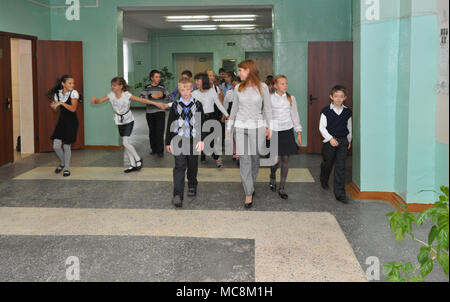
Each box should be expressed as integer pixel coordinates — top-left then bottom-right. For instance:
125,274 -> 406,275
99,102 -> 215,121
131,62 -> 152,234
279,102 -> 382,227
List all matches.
235,127 -> 266,196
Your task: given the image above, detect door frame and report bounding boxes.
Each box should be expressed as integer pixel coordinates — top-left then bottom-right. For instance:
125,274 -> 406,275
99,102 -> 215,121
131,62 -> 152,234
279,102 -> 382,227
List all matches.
0,31 -> 39,155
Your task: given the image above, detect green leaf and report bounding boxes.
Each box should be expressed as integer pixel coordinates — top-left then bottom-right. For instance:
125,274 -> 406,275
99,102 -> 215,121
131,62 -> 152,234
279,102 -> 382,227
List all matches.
438,227 -> 449,251
395,227 -> 405,242
428,225 -> 439,246
409,275 -> 425,282
440,186 -> 449,199
403,262 -> 415,276
417,208 -> 433,225
437,253 -> 449,277
418,246 -> 430,265
382,263 -> 394,276
419,258 -> 434,278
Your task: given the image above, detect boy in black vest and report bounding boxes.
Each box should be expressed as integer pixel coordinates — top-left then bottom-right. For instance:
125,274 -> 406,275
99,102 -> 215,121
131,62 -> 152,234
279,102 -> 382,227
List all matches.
319,85 -> 353,203
166,79 -> 206,208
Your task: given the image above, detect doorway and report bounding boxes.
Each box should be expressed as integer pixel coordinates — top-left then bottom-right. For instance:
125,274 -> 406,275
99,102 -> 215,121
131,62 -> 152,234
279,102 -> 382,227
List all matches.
245,51 -> 274,80
11,38 -> 34,161
175,54 -> 213,80
0,32 -> 38,166
307,42 -> 353,154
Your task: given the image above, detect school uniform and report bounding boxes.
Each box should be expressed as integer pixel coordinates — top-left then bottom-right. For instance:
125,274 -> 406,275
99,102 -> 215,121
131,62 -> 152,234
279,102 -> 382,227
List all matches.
319,103 -> 353,199
166,96 -> 207,200
107,91 -> 141,168
140,84 -> 170,155
270,93 -> 302,156
51,90 -> 79,173
192,88 -> 229,162
51,90 -> 79,144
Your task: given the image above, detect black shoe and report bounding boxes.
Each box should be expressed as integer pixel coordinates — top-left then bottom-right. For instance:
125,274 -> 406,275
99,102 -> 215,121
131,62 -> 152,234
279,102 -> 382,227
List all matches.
124,167 -> 138,173
278,189 -> 288,200
244,200 -> 253,209
321,182 -> 330,190
150,151 -> 156,155
55,165 -> 65,174
63,170 -> 71,177
187,187 -> 197,197
269,180 -> 277,192
172,195 -> 183,208
136,159 -> 143,170
336,195 -> 348,204
157,153 -> 164,158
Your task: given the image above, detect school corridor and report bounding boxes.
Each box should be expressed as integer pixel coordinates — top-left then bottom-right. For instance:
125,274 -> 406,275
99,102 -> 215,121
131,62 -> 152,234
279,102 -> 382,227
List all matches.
0,0 -> 449,283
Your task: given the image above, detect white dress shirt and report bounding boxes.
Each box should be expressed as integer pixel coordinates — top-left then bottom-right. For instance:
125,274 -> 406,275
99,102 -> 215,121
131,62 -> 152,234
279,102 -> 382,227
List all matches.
319,103 -> 352,143
270,92 -> 303,132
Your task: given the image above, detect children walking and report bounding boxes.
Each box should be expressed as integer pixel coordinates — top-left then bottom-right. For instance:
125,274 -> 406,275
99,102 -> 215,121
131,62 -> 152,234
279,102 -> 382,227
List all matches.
268,75 -> 303,200
47,74 -> 79,177
166,79 -> 206,208
226,60 -> 272,208
193,73 -> 229,168
90,77 -> 168,173
319,85 -> 353,203
223,76 -> 241,164
140,70 -> 170,157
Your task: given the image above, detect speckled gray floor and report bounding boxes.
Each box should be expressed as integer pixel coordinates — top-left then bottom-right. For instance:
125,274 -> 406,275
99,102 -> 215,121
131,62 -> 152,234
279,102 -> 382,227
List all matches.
0,108 -> 447,282
0,235 -> 254,282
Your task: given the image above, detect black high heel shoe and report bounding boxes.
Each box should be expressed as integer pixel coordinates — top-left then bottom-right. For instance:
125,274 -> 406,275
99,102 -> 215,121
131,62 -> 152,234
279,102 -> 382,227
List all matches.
244,200 -> 253,209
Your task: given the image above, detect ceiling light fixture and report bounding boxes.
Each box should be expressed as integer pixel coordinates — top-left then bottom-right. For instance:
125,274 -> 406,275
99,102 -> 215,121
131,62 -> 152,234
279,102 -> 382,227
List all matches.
212,18 -> 256,22
218,24 -> 257,29
181,25 -> 218,30
211,15 -> 257,19
166,15 -> 210,22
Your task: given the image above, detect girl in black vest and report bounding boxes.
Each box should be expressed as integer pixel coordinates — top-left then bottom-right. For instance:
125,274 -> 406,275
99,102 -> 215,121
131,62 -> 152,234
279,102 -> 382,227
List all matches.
47,75 -> 80,177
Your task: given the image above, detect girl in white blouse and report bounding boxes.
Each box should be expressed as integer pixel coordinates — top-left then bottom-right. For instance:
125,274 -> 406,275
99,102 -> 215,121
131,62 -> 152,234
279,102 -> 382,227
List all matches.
91,77 -> 168,173
269,75 -> 303,200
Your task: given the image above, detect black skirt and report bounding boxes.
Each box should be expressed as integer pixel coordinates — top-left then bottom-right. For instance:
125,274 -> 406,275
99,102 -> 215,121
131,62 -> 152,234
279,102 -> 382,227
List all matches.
51,104 -> 79,144
273,128 -> 299,156
118,121 -> 134,137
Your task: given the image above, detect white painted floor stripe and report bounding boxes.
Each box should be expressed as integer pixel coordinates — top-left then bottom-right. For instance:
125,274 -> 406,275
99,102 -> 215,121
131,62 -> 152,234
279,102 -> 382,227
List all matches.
14,167 -> 315,183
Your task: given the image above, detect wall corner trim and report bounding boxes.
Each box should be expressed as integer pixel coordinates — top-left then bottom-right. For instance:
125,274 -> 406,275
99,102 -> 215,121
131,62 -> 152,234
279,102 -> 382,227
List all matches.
345,182 -> 434,213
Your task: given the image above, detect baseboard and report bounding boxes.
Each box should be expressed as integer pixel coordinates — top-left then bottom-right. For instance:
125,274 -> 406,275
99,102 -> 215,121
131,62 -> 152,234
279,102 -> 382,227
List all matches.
345,182 -> 434,213
84,145 -> 123,150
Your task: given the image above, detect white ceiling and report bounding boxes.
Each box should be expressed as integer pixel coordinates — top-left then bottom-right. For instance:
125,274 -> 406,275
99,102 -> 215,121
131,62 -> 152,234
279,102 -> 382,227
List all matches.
121,6 -> 273,30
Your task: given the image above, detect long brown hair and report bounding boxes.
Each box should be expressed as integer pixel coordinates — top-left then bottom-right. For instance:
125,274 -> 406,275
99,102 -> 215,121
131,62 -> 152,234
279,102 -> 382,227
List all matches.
274,74 -> 293,106
111,77 -> 131,92
238,60 -> 262,94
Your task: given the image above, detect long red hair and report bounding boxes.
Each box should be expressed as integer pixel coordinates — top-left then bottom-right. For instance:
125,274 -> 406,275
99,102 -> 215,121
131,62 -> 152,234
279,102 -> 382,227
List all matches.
238,60 -> 262,94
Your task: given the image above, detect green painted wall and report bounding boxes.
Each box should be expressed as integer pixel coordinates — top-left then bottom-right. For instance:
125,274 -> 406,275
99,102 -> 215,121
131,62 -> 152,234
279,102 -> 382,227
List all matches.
48,0 -> 352,147
0,0 -> 51,39
354,0 -> 440,204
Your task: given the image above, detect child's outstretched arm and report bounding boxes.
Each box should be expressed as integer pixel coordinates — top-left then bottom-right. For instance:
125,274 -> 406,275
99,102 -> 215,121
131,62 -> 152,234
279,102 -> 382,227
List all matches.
90,96 -> 109,104
130,95 -> 169,110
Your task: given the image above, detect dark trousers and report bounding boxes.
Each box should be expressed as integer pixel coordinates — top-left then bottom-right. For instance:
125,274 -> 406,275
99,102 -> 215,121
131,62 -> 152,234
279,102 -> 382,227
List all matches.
320,137 -> 349,198
146,111 -> 166,154
173,154 -> 199,199
201,113 -> 220,161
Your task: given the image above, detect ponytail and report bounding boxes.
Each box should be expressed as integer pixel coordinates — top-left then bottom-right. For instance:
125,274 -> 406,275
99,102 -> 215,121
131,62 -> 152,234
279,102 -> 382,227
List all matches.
111,76 -> 132,92
46,74 -> 73,100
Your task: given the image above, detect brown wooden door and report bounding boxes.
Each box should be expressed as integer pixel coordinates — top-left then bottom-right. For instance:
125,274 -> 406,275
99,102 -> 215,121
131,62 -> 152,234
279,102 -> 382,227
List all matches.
307,42 -> 353,154
0,35 -> 14,166
36,41 -> 84,152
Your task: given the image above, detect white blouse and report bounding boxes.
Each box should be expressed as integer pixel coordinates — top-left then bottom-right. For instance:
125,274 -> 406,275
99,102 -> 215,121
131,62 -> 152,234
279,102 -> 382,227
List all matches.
107,91 -> 134,125
54,90 -> 79,103
192,88 -> 229,117
270,93 -> 303,132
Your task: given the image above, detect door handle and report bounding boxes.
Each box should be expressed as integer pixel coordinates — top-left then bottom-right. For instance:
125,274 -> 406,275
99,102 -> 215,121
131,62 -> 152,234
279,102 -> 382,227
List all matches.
309,94 -> 318,105
5,98 -> 11,110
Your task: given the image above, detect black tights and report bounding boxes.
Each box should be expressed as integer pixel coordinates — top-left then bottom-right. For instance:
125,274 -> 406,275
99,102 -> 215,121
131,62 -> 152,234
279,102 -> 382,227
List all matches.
270,155 -> 289,191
